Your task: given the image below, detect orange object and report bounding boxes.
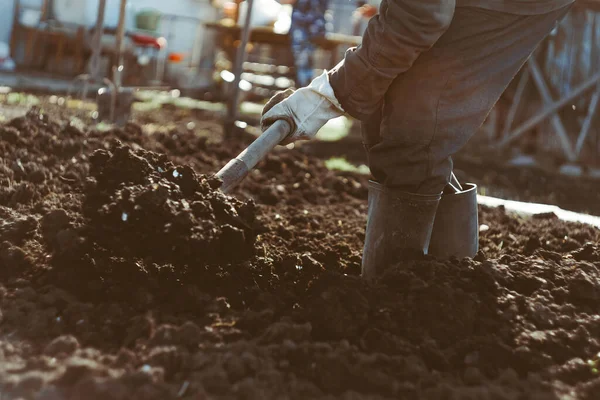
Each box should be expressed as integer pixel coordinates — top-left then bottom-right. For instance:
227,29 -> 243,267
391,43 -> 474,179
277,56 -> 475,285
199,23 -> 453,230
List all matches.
130,33 -> 166,50
168,52 -> 185,63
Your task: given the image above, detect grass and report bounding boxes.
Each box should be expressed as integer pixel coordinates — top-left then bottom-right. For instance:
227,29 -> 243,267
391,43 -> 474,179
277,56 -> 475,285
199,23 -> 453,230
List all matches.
64,99 -> 96,111
0,92 -> 40,107
68,117 -> 87,131
95,122 -> 113,132
588,353 -> 600,375
324,157 -> 370,175
135,90 -> 258,115
132,101 -> 161,113
315,116 -> 351,142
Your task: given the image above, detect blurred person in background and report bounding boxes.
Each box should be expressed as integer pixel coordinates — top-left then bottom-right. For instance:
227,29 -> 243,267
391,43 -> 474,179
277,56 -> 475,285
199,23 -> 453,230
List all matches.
280,0 -> 330,87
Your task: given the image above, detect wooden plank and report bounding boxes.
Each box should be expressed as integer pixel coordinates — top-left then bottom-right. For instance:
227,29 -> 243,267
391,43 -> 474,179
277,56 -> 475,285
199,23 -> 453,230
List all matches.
501,69 -> 529,139
498,69 -> 600,149
527,58 -> 578,161
592,15 -> 600,160
497,6 -> 600,164
484,106 -> 498,141
575,83 -> 600,156
203,22 -> 361,50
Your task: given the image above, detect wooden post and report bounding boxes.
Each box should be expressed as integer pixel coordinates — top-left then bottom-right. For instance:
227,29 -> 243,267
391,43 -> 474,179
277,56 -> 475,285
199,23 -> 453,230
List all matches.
501,69 -> 530,140
527,58 -> 578,162
40,0 -> 49,22
225,0 -> 255,136
114,0 -> 128,89
575,83 -> 600,156
89,0 -> 107,82
10,0 -> 20,60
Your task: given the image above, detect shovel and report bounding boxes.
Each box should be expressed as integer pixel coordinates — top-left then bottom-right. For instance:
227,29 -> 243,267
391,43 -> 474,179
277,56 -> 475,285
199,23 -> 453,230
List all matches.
216,120 -> 292,193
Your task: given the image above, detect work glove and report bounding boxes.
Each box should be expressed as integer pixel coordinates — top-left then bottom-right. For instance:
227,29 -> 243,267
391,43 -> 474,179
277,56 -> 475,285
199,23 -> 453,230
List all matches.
260,71 -> 345,145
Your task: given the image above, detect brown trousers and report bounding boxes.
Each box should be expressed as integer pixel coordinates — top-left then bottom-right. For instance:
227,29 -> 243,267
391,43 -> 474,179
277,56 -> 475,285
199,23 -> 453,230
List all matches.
363,5 -> 572,194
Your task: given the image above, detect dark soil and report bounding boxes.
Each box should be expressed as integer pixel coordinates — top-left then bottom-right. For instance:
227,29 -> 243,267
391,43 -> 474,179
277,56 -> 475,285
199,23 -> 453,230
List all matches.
1,107 -> 600,399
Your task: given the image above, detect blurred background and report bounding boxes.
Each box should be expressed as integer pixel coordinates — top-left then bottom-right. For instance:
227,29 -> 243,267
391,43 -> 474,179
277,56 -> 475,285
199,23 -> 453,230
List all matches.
2,0 -> 600,210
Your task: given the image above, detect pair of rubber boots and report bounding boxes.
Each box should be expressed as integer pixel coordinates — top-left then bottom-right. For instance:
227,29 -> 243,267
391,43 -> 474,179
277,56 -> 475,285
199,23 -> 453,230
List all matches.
362,176 -> 478,280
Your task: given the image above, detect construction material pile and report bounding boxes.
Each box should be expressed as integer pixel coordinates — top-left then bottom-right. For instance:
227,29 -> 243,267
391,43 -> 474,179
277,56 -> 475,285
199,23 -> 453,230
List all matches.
0,107 -> 599,399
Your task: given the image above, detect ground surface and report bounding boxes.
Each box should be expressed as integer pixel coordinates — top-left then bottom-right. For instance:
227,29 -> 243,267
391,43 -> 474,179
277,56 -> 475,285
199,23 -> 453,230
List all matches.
1,105 -> 600,399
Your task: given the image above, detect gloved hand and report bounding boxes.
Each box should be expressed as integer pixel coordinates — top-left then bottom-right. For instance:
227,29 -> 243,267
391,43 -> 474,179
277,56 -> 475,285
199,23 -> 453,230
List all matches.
260,71 -> 345,145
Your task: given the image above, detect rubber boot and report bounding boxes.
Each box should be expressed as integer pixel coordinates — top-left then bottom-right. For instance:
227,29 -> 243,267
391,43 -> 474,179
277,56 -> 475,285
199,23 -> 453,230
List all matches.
428,182 -> 479,259
362,181 -> 441,280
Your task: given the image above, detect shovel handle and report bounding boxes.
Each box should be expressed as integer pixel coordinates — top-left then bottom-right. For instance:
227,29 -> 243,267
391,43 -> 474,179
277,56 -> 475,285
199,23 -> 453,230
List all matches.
216,120 -> 292,193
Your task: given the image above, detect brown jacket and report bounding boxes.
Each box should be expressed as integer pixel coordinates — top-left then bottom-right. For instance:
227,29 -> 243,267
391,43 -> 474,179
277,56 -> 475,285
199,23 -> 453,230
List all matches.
328,0 -> 575,120
458,0 -> 574,14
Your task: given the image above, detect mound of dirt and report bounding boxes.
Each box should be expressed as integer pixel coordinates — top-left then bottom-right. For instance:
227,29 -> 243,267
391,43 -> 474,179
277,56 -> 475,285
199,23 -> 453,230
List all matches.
83,142 -> 258,266
0,108 -> 599,400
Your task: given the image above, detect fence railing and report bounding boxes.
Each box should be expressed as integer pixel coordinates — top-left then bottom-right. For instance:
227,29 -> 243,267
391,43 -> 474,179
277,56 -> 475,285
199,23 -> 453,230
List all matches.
484,2 -> 600,167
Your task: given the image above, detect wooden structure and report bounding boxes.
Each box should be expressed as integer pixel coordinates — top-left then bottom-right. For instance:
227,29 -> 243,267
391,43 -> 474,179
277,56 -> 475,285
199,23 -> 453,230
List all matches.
9,0 -> 173,86
485,1 -> 600,166
205,19 -> 360,106
205,21 -> 360,66
10,0 -> 87,75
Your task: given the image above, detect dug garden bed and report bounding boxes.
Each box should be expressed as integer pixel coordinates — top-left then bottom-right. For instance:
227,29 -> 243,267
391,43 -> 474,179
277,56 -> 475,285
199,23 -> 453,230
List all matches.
0,107 -> 599,399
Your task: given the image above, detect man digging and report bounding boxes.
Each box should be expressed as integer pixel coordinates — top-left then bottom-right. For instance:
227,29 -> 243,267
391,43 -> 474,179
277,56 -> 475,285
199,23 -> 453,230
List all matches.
261,0 -> 575,279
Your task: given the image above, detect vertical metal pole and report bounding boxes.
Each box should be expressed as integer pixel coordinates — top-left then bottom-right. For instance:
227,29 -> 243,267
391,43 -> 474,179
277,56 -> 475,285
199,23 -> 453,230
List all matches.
109,0 -> 128,123
114,0 -> 128,89
156,16 -> 171,84
89,0 -> 107,83
225,0 -> 254,135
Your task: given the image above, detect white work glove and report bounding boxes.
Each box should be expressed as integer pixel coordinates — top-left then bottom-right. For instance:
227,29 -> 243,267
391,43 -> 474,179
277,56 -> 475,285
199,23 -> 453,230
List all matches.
260,71 -> 345,145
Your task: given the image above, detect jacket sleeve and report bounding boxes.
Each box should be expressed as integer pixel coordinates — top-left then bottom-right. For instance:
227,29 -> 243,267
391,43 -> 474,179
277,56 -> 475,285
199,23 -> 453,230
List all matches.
328,0 -> 456,120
